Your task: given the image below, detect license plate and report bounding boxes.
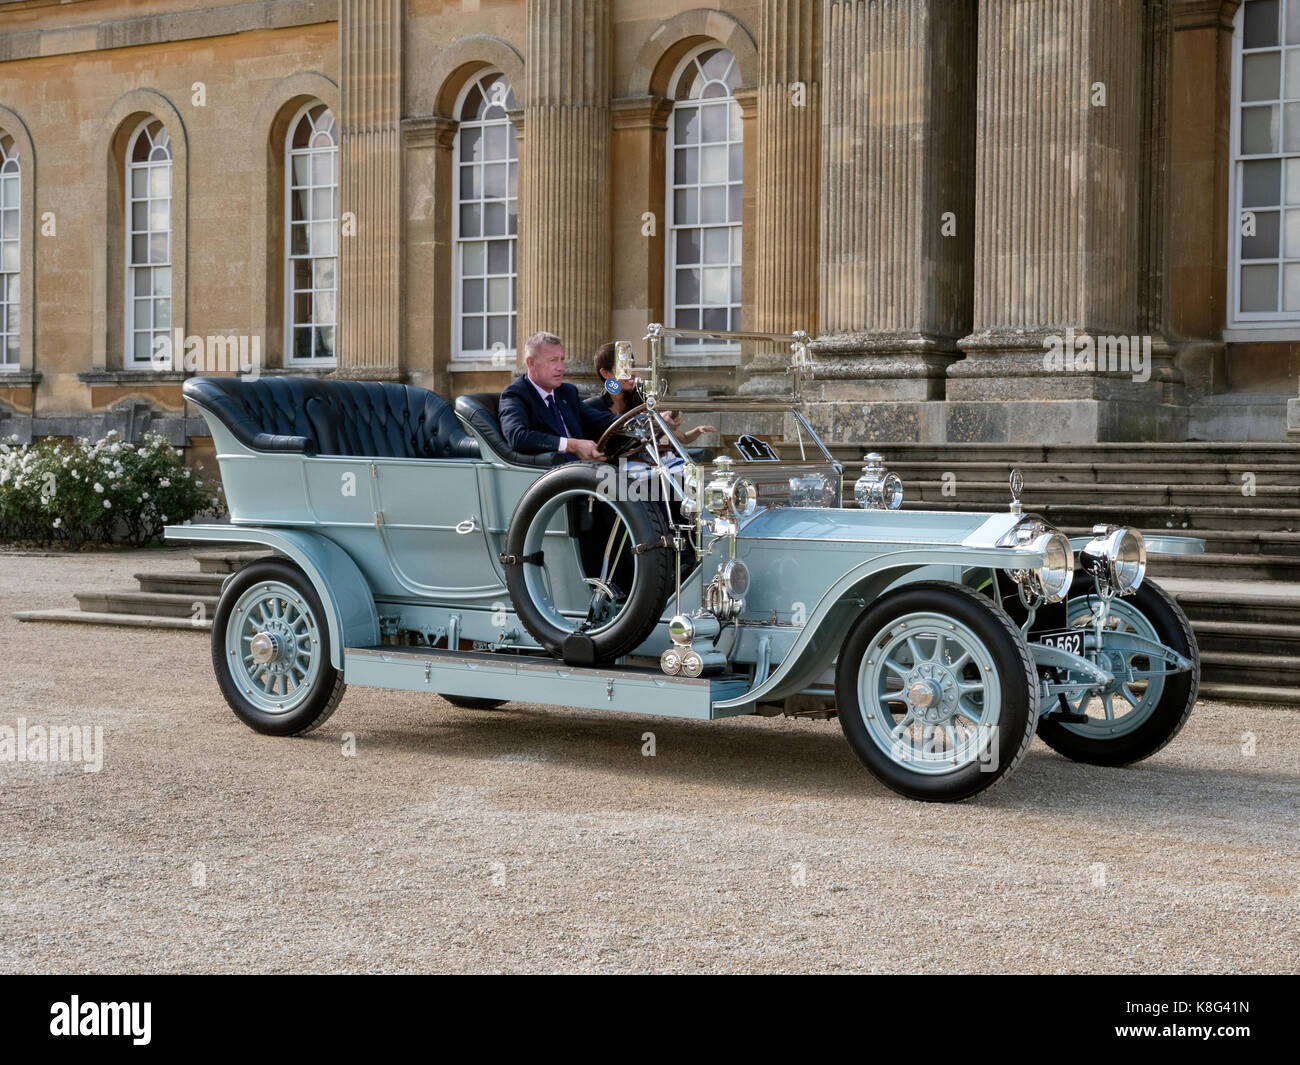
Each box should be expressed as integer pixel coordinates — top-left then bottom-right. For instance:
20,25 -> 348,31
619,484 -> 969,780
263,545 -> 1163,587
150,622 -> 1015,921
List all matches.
1037,629 -> 1084,656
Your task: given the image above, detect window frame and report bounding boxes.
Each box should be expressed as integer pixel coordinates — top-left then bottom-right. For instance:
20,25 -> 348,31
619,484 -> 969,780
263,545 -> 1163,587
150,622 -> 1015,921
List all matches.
283,101 -> 339,367
0,133 -> 20,372
451,69 -> 519,364
664,44 -> 744,361
123,119 -> 173,370
1225,0 -> 1300,338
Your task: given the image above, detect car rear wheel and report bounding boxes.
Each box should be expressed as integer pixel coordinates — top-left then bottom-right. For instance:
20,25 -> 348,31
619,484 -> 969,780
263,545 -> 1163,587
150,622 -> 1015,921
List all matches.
212,560 -> 346,736
835,581 -> 1039,802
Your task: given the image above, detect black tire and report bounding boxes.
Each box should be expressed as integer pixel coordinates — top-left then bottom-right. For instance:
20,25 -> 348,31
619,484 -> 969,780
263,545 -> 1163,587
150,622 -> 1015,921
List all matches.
835,581 -> 1039,802
1037,575 -> 1199,766
503,461 -> 674,662
438,694 -> 507,710
212,559 -> 346,736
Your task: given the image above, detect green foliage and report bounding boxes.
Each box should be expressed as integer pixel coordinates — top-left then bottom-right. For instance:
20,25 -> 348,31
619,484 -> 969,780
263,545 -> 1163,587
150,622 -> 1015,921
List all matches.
0,431 -> 225,547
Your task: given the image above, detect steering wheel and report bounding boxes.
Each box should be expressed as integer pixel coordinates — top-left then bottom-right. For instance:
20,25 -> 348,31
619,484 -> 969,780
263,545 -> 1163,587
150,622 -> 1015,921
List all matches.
595,403 -> 656,462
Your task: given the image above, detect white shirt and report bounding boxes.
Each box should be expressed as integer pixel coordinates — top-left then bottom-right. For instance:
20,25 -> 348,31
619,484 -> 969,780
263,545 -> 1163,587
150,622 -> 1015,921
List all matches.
528,376 -> 568,453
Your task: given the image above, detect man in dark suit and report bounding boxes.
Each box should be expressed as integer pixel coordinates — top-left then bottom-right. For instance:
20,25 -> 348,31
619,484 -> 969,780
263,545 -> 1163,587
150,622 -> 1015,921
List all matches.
499,332 -> 615,461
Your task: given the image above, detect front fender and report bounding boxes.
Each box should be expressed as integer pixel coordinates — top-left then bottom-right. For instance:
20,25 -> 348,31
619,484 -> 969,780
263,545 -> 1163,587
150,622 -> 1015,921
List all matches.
164,524 -> 380,669
714,546 -> 1042,712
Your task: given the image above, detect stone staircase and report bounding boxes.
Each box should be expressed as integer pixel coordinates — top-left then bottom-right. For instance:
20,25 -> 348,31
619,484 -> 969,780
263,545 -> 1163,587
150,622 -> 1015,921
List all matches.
836,442 -> 1300,706
13,549 -> 270,630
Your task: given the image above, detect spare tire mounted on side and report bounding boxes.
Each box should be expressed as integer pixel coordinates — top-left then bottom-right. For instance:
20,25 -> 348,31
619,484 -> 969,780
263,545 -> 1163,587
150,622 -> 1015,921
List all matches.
502,461 -> 674,663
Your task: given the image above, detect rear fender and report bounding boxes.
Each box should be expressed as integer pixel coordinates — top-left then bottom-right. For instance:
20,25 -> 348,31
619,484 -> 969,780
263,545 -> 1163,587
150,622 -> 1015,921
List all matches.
164,524 -> 380,669
714,546 -> 1041,712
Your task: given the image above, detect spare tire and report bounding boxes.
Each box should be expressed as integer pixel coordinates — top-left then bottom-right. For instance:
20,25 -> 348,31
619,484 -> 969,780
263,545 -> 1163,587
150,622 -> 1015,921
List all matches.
502,461 -> 675,662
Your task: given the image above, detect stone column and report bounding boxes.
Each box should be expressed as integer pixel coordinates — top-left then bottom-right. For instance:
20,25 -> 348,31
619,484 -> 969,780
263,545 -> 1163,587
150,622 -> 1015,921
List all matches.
746,0 -> 821,384
1168,0 -> 1240,402
518,0 -> 611,382
948,0 -> 1176,442
401,114 -> 457,396
806,0 -> 976,442
337,0 -> 404,380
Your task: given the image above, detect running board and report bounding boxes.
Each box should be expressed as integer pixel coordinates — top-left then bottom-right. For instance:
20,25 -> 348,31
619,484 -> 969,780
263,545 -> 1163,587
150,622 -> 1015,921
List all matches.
343,645 -> 754,720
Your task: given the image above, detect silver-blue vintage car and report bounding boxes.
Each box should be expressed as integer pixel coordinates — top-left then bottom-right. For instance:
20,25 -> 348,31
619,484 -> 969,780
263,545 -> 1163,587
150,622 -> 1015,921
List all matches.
168,325 -> 1202,802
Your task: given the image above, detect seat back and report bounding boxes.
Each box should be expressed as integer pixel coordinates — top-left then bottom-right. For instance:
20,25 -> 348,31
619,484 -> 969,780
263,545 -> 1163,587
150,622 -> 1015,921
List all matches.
183,376 -> 480,460
454,393 -> 564,469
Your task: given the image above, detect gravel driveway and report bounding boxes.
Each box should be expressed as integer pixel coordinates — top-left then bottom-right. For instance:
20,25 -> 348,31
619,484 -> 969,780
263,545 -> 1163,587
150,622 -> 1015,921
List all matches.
0,548 -> 1296,974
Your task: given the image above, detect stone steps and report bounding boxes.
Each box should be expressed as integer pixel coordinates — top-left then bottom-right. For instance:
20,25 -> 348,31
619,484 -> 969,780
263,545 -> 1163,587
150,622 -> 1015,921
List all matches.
74,589 -> 220,619
830,442 -> 1300,464
900,478 -> 1300,509
9,608 -> 213,631
1191,620 -> 1300,655
134,571 -> 227,596
897,498 -> 1300,532
1146,552 -> 1300,583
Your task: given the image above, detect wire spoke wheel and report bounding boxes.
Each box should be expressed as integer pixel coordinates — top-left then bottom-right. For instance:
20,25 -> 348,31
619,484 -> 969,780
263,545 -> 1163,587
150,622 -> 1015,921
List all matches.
1060,596 -> 1165,739
858,612 -> 1002,776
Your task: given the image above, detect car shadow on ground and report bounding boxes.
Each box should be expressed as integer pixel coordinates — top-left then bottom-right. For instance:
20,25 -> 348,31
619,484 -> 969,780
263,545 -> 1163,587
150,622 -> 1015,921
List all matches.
294,698 -> 1297,824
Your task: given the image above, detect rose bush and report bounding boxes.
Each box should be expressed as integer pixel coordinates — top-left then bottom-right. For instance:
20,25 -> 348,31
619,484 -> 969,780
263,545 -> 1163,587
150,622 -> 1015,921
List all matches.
0,431 -> 225,547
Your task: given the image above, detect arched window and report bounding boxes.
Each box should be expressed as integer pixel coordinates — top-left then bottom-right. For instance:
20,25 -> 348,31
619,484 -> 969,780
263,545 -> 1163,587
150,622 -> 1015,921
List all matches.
125,120 -> 172,368
667,47 -> 742,350
453,71 -> 518,360
286,103 -> 338,363
0,133 -> 19,369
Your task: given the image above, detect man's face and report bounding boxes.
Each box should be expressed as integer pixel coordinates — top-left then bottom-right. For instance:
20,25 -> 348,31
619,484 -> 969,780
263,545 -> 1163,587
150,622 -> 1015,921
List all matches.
528,342 -> 566,391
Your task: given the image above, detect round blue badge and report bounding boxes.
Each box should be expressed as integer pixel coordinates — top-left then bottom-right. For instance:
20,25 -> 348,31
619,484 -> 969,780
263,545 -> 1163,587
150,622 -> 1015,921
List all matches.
604,377 -> 621,394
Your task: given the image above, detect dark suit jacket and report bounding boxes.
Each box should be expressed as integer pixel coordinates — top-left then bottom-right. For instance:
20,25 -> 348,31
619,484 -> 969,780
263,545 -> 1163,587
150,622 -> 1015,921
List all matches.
499,374 -> 615,456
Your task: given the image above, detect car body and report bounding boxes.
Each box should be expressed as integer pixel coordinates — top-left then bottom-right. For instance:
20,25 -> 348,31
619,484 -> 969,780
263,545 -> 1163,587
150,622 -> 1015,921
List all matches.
170,325 -> 1203,801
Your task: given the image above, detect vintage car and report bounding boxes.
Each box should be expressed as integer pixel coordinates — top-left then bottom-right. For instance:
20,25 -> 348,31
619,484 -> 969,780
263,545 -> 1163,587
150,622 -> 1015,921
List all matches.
169,325 -> 1202,802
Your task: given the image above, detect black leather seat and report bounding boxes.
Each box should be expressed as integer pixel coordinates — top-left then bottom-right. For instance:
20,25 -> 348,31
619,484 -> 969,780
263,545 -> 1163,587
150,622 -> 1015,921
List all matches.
183,376 -> 481,460
454,393 -> 564,469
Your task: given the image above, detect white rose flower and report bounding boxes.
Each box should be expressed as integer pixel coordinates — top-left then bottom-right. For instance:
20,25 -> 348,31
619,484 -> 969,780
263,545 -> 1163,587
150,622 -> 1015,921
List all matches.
102,499 -> 111,508
93,482 -> 103,493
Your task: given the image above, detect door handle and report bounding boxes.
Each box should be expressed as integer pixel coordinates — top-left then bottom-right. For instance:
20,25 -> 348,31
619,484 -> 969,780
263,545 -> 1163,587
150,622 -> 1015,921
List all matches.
455,517 -> 479,535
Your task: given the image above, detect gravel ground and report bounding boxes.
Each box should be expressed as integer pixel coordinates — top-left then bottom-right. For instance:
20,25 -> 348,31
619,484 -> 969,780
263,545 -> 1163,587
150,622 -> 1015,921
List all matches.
0,548 -> 1297,974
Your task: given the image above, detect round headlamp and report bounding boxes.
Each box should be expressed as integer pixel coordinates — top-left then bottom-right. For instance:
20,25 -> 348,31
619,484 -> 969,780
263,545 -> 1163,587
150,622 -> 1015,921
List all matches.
1030,530 -> 1075,603
1081,525 -> 1146,595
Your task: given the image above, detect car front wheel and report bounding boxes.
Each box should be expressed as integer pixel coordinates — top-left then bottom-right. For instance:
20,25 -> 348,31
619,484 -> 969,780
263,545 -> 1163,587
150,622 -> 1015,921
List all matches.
835,581 -> 1039,802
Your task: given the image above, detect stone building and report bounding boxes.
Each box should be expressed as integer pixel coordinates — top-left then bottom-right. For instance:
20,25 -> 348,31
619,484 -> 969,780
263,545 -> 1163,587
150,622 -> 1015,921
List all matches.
0,0 -> 1295,451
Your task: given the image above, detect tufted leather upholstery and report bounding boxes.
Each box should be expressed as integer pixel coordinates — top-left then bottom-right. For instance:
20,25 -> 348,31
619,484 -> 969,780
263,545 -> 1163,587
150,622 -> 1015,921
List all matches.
454,393 -> 564,469
183,376 -> 481,460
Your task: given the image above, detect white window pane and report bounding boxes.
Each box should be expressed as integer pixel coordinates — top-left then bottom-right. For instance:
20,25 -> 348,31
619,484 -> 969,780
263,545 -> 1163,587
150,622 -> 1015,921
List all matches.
1242,104 -> 1280,153
312,259 -> 335,290
700,186 -> 727,223
292,154 -> 312,186
486,315 -> 510,348
1,242 -> 16,273
702,306 -> 728,331
484,201 -> 506,235
131,234 -> 149,264
153,267 -> 171,297
1287,49 -> 1300,97
1290,0 -> 1300,43
311,188 -> 332,221
487,277 -> 510,313
702,267 -> 729,305
484,164 -> 507,198
462,278 -> 483,313
731,267 -> 742,303
133,331 -> 154,360
1282,263 -> 1300,309
131,202 -> 149,231
729,184 -> 743,223
317,326 -> 335,359
131,169 -> 148,197
674,148 -> 698,185
311,152 -> 334,186
290,223 -> 309,256
700,103 -> 729,142
149,233 -> 168,264
150,200 -> 169,231
154,297 -> 170,329
310,221 -> 334,256
149,165 -> 170,198
700,145 -> 728,184
703,227 -> 729,264
460,127 -> 481,163
460,202 -> 481,238
1241,263 -> 1279,311
1245,51 -> 1281,100
462,241 -> 485,276
314,291 -> 335,325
